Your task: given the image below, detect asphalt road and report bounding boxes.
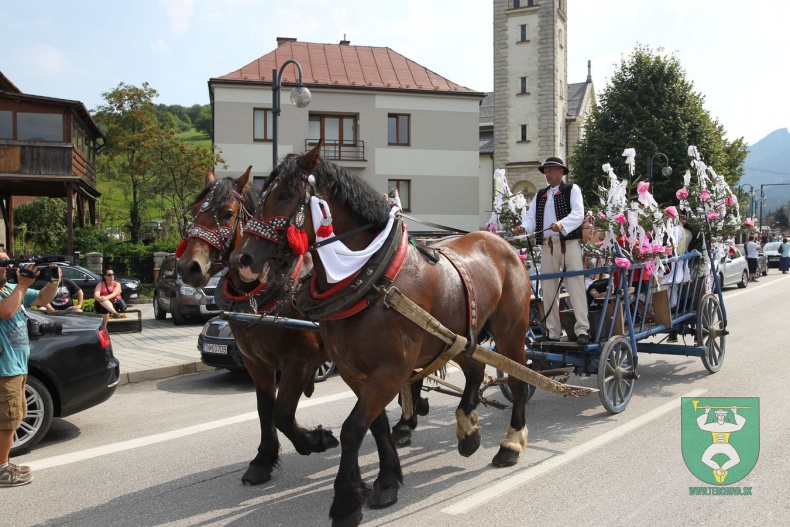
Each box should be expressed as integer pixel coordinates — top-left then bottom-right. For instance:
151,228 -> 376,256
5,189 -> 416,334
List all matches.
6,274 -> 789,527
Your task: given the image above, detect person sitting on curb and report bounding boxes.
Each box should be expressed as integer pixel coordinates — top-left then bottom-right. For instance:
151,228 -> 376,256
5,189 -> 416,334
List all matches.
41,277 -> 83,313
93,268 -> 126,324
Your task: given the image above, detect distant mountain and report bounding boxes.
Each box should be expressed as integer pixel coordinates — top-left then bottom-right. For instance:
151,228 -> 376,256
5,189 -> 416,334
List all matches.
740,128 -> 790,217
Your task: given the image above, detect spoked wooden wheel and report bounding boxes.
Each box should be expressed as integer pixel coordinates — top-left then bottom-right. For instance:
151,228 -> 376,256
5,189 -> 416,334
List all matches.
696,293 -> 726,373
597,336 -> 636,414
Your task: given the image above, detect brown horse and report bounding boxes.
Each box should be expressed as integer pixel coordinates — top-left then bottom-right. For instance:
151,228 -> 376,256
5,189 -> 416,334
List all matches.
176,167 -> 339,485
229,146 -> 532,527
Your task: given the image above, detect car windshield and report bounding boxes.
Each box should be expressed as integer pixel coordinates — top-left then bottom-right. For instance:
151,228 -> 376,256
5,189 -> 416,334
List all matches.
764,242 -> 781,251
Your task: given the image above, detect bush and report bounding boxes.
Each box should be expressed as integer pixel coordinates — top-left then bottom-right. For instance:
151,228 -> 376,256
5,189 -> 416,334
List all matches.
82,299 -> 96,312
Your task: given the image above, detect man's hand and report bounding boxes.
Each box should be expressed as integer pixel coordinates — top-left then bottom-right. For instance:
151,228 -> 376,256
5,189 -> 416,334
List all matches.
15,264 -> 39,289
513,226 -> 526,235
704,406 -> 711,414
550,221 -> 563,233
731,406 -> 738,415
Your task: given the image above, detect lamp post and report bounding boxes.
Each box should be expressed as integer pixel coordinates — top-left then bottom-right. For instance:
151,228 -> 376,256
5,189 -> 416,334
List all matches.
271,59 -> 311,172
737,183 -> 756,243
646,152 -> 672,182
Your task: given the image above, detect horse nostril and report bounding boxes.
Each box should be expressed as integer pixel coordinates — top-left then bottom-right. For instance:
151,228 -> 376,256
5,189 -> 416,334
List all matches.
188,260 -> 202,276
237,252 -> 253,268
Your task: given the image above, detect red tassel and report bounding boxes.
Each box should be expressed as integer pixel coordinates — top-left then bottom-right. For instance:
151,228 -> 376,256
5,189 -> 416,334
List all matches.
316,223 -> 333,238
175,239 -> 187,258
286,224 -> 308,255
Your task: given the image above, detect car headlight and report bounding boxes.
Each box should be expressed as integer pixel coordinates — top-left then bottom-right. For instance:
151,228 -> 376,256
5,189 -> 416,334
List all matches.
180,285 -> 196,296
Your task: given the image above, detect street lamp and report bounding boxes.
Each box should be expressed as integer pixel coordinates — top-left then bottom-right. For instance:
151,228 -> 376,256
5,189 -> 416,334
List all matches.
757,183 -> 790,239
646,152 -> 672,182
737,183 -> 756,243
271,59 -> 311,172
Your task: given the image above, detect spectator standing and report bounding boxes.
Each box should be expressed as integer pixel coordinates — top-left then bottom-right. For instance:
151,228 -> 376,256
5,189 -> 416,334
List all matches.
779,237 -> 790,274
43,277 -> 83,312
0,252 -> 60,487
745,235 -> 760,282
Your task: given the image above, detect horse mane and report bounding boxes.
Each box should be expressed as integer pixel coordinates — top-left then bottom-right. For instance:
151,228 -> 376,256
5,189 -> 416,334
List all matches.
191,176 -> 259,213
268,153 -> 390,229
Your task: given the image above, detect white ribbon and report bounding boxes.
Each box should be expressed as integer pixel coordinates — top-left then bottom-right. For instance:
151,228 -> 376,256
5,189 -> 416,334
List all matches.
622,148 -> 636,176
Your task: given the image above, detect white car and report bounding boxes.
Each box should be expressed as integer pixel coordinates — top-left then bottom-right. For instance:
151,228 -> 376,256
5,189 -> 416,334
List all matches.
717,245 -> 749,288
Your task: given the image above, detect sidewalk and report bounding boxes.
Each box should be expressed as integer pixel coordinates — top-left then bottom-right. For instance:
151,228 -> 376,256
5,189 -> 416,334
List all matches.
111,302 -> 216,385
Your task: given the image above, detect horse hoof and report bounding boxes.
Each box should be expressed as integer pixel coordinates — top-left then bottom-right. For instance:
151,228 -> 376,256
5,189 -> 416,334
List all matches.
417,396 -> 430,416
457,430 -> 481,457
331,509 -> 363,527
491,447 -> 520,467
391,427 -> 412,448
241,464 -> 273,485
369,485 -> 399,509
316,428 -> 340,452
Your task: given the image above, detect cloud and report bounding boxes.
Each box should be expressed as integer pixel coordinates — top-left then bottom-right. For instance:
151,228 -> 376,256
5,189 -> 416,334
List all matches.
160,0 -> 194,34
22,44 -> 70,76
150,39 -> 171,53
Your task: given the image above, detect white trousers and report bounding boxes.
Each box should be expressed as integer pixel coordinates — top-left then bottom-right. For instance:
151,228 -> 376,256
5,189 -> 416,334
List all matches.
541,238 -> 589,339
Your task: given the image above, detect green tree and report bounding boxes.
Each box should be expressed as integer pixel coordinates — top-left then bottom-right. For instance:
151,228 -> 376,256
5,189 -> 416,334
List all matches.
94,83 -> 163,243
570,45 -> 748,207
149,130 -> 224,237
14,197 -> 68,255
193,105 -> 212,136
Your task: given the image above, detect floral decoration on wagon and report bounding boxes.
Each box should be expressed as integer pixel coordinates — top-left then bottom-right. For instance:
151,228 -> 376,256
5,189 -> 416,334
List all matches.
675,146 -> 741,246
590,148 -> 682,276
486,169 -> 538,267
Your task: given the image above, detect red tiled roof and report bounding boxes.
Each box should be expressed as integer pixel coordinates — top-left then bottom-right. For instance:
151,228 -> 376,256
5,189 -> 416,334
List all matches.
215,41 -> 477,94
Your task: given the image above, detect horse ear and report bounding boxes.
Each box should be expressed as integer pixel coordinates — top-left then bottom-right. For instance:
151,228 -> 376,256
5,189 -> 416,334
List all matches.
299,139 -> 323,172
237,166 -> 252,190
205,170 -> 217,186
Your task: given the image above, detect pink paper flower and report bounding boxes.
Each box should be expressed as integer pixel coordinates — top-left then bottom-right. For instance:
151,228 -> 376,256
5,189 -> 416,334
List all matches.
598,211 -> 607,220
676,187 -> 689,200
664,206 -> 678,218
651,245 -> 666,254
725,195 -> 736,206
700,189 -> 711,201
728,245 -> 736,256
615,257 -> 631,269
637,181 -> 650,194
744,218 -> 754,227
644,260 -> 655,277
707,211 -> 719,220
614,212 -> 627,224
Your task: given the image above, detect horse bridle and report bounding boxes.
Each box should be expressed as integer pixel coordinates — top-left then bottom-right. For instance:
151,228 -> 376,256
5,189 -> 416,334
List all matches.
184,183 -> 252,268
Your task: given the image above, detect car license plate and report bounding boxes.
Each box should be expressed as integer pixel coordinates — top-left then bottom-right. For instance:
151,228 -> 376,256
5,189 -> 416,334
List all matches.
204,343 -> 228,354
129,293 -> 139,299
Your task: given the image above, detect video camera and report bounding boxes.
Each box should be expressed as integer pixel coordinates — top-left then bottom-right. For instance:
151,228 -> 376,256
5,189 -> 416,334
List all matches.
0,256 -> 65,283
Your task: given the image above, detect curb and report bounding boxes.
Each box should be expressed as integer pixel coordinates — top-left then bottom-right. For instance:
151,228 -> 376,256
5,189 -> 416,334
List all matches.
119,361 -> 216,385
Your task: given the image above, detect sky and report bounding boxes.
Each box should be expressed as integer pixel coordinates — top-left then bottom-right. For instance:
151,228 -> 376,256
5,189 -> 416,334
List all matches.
1,0 -> 787,146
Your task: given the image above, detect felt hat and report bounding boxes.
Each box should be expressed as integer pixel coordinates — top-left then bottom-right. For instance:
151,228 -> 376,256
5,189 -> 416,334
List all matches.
539,156 -> 569,175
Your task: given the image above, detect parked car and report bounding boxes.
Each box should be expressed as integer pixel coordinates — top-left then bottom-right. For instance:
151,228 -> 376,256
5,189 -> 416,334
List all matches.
32,262 -> 142,302
140,220 -> 166,244
717,245 -> 749,288
762,241 -> 782,268
12,310 -> 120,455
153,254 -> 221,325
736,244 -> 767,276
197,316 -> 336,380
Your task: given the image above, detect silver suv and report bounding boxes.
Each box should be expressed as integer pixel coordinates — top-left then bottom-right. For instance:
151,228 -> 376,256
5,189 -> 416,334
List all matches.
153,254 -> 221,325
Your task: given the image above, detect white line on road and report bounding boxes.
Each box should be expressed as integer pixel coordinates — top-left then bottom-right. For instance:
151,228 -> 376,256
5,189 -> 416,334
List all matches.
441,388 -> 707,516
27,390 -> 356,471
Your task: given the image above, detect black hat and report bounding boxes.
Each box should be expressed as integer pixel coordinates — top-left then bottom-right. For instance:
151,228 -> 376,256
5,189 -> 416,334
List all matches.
539,157 -> 569,175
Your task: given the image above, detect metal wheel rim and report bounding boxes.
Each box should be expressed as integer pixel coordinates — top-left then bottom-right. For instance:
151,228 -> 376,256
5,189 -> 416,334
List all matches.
598,337 -> 635,413
315,360 -> 335,381
13,383 -> 45,448
697,294 -> 725,372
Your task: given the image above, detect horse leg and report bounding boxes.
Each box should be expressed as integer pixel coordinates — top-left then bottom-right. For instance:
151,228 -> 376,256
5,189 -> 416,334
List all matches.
455,362 -> 485,457
391,379 -> 428,448
368,410 -> 403,509
242,381 -> 279,485
274,361 -> 339,455
491,326 -> 529,467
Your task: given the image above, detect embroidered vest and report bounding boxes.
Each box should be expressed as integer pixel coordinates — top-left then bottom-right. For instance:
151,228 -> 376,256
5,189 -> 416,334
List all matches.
534,182 -> 582,245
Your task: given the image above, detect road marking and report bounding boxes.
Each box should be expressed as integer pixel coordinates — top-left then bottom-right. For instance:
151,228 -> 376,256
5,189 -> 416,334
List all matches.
441,388 -> 707,515
27,390 -> 356,471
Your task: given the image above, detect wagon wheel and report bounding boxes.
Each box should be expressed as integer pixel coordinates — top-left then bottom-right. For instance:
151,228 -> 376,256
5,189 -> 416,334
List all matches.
696,293 -> 726,373
597,336 -> 636,414
496,368 -> 537,403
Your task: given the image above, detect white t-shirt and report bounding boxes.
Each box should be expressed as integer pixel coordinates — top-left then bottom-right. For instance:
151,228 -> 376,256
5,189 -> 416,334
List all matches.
745,240 -> 759,259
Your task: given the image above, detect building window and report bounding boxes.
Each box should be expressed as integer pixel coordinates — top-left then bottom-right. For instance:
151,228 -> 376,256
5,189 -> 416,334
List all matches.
388,114 -> 410,145
520,124 -> 528,142
17,112 -> 63,142
519,24 -> 528,42
388,179 -> 411,212
309,114 -> 358,159
519,77 -> 528,94
0,110 -> 12,139
253,108 -> 273,141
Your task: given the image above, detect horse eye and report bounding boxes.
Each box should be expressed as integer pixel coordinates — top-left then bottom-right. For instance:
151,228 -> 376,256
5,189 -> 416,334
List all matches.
277,191 -> 293,202
222,210 -> 235,221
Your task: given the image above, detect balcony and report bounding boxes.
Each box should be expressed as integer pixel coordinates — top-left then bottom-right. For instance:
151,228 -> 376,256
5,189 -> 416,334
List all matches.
305,139 -> 365,162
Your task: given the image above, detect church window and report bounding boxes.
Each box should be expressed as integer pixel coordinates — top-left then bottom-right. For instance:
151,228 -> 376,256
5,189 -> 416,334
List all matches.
520,124 -> 528,142
519,77 -> 528,94
519,24 -> 528,42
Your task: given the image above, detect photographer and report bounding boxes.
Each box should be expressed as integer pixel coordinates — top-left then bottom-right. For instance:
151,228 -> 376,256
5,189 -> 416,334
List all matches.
0,251 -> 60,488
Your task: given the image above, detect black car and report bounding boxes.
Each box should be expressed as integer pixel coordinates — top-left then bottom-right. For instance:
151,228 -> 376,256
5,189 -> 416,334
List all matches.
153,254 -> 222,325
33,262 -> 142,302
12,310 -> 121,455
198,316 -> 336,381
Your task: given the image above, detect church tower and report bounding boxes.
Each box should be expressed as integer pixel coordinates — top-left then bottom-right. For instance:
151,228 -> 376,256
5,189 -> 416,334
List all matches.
493,0 -> 568,198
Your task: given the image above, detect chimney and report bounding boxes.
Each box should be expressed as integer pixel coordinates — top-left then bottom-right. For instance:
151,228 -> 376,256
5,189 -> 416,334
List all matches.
277,37 -> 297,47
339,34 -> 350,46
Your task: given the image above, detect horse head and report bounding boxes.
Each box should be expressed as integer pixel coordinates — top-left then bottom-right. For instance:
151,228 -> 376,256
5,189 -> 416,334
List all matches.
230,142 -> 390,293
177,166 -> 257,288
